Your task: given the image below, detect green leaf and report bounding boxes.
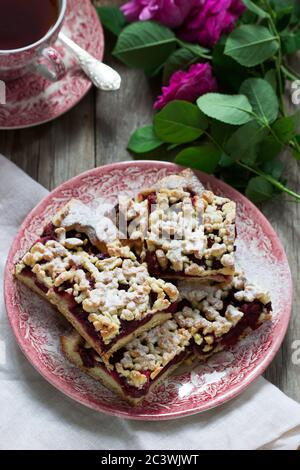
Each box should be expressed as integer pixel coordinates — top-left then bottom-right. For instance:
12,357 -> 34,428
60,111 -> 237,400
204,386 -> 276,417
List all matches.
258,135 -> 283,162
242,0 -> 270,18
224,25 -> 279,67
162,48 -> 198,84
292,144 -> 300,160
175,144 -> 221,174
154,100 -> 209,144
167,143 -> 181,151
294,1 -> 300,21
219,165 -> 250,190
239,78 -> 279,124
271,0 -> 294,11
281,30 -> 300,55
240,9 -> 259,24
197,93 -> 253,125
262,159 -> 284,180
127,125 -> 163,153
212,42 -> 249,92
176,40 -> 211,58
144,63 -> 164,77
96,6 -> 126,36
225,121 -> 268,163
210,121 -> 235,146
272,112 -> 300,143
275,7 -> 293,32
245,176 -> 274,203
219,153 -> 235,168
264,69 -> 277,92
113,21 -> 177,69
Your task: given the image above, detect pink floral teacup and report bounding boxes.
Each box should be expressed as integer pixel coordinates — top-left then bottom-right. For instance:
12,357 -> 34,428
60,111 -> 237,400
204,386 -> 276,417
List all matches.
0,0 -> 67,82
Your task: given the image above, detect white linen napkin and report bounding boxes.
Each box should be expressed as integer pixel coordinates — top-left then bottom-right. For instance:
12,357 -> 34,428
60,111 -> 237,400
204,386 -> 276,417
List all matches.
1,153 -> 300,451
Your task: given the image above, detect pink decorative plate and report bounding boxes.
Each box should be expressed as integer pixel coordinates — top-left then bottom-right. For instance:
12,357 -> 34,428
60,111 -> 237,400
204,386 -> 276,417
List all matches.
0,0 -> 104,129
4,161 -> 292,420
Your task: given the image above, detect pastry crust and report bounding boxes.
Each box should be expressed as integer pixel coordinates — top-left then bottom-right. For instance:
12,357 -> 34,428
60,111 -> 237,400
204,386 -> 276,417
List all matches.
61,322 -> 191,405
15,233 -> 178,362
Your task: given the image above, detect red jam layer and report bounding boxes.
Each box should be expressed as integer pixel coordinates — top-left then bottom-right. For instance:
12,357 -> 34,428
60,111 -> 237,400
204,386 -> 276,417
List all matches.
20,267 -> 175,353
78,344 -> 190,399
38,222 -> 109,259
54,287 -> 174,353
146,249 -> 227,277
21,266 -> 49,294
192,299 -> 271,356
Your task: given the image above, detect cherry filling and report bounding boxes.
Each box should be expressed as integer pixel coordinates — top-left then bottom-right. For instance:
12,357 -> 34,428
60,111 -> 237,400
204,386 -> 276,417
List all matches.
37,222 -> 109,259
21,267 -> 176,353
149,292 -> 158,307
146,249 -> 221,277
146,192 -> 157,214
211,259 -> 223,270
145,251 -> 161,276
78,343 -> 190,398
192,299 -> 272,356
79,346 -> 97,369
38,222 -> 57,244
67,292 -> 174,353
21,266 -> 48,293
207,238 -> 214,248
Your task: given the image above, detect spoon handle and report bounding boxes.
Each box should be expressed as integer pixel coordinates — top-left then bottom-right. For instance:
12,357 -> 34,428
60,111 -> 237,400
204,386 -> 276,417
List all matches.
58,32 -> 121,91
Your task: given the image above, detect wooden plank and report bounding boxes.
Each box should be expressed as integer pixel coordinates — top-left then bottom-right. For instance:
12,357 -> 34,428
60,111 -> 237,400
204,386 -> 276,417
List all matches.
0,127 -> 40,182
0,90 -> 96,190
263,54 -> 300,400
263,154 -> 300,401
37,90 -> 96,189
95,58 -> 159,166
94,0 -> 159,166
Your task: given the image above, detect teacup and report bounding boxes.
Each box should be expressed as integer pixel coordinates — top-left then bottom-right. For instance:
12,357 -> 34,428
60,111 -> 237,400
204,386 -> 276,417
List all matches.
0,0 -> 67,82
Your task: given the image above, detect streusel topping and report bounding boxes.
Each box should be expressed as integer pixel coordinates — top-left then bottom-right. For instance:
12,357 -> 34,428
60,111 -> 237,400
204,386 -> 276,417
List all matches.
176,272 -> 272,352
50,171 -> 236,277
52,199 -> 136,260
16,227 -> 178,344
142,187 -> 236,275
115,319 -> 191,389
147,190 -> 206,272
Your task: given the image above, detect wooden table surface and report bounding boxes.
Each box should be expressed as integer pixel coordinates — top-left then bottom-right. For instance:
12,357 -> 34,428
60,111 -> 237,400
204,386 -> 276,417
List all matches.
0,0 -> 299,405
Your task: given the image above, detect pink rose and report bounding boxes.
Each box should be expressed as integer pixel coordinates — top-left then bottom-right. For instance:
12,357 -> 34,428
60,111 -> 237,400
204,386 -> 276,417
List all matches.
179,0 -> 246,48
121,0 -> 197,29
154,62 -> 218,110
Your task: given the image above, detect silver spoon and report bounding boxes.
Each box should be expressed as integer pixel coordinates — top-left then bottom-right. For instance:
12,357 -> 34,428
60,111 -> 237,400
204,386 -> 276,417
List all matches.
58,32 -> 121,91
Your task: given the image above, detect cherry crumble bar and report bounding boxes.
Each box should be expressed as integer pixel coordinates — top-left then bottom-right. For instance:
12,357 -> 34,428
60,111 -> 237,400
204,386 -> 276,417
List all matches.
15,225 -> 179,362
117,169 -> 237,282
61,319 -> 191,405
61,270 -> 272,405
175,271 -> 272,359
